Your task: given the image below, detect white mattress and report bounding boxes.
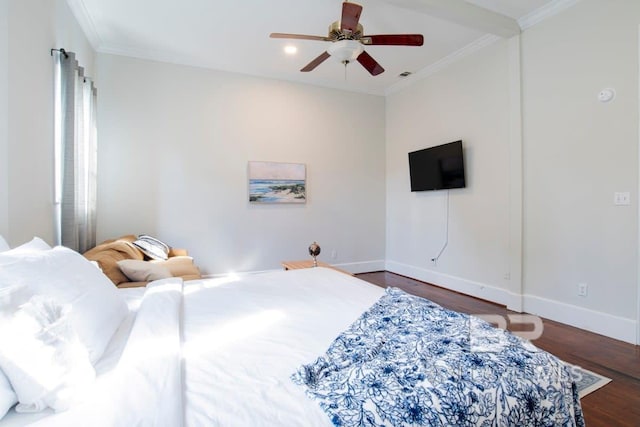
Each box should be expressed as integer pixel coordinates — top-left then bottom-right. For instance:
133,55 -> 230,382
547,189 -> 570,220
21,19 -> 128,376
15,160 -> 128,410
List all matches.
0,267 -> 384,426
182,267 -> 384,426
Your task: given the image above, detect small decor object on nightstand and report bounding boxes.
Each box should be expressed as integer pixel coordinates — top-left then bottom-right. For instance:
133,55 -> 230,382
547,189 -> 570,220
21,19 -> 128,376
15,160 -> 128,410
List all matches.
308,242 -> 321,267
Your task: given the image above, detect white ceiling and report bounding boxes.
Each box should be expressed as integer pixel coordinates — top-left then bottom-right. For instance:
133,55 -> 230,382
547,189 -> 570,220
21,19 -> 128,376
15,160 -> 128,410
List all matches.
67,0 -> 577,96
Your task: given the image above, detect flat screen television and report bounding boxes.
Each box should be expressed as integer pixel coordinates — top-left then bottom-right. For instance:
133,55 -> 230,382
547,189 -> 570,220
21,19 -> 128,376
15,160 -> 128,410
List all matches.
408,140 -> 466,191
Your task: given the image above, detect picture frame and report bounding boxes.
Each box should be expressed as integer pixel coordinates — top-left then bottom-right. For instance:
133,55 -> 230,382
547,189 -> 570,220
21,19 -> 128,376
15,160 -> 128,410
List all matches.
248,161 -> 306,204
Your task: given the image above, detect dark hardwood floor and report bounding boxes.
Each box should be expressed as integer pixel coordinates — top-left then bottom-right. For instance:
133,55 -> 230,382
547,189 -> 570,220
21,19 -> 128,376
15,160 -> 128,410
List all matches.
356,271 -> 640,427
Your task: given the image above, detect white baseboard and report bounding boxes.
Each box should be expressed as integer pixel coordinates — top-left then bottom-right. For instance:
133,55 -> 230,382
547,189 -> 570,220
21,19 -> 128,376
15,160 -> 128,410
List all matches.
523,294 -> 637,345
385,260 -> 519,308
385,260 -> 638,345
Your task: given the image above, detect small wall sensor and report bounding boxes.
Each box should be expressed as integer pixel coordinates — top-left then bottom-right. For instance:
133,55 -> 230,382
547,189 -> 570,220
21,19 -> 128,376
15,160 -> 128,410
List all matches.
597,88 -> 615,103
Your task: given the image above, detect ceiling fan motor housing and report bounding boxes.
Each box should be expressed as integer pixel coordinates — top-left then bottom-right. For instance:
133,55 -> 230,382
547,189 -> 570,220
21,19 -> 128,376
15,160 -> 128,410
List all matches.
329,21 -> 363,40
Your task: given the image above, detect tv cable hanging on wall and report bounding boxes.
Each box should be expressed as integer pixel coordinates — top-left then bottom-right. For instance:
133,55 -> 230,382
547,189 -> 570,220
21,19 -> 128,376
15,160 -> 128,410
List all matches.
431,190 -> 449,264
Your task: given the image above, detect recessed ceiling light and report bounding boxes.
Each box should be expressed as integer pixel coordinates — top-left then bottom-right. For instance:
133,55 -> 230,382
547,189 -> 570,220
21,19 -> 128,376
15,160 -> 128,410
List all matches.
284,45 -> 297,55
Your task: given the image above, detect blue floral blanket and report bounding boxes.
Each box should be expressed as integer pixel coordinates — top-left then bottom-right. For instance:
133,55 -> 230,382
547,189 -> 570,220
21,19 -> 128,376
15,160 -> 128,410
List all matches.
292,287 -> 585,426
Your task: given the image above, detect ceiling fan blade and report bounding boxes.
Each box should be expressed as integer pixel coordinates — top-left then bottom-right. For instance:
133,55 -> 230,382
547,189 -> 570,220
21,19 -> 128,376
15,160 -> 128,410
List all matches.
270,33 -> 331,42
340,2 -> 362,33
301,51 -> 331,72
360,34 -> 424,46
357,51 -> 384,76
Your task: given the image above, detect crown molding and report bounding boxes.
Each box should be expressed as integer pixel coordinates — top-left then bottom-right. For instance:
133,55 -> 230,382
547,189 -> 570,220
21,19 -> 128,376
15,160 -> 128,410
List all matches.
65,0 -> 103,50
386,34 -> 500,96
518,0 -> 582,30
67,0 -> 581,98
387,0 -> 582,96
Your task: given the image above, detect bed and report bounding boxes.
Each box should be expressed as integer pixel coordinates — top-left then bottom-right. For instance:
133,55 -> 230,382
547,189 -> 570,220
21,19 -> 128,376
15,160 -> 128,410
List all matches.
0,239 -> 584,426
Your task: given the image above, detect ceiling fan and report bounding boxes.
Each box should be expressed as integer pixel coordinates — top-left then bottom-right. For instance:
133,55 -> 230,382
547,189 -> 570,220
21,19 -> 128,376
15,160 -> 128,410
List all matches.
270,1 -> 423,76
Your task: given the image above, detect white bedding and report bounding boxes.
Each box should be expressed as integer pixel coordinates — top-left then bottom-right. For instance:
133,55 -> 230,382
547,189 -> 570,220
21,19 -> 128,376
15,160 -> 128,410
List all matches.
182,267 -> 384,426
0,280 -> 180,427
0,267 -> 384,426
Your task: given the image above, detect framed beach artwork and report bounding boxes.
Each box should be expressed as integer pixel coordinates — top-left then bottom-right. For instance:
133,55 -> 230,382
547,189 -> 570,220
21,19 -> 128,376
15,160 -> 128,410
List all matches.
248,161 -> 306,204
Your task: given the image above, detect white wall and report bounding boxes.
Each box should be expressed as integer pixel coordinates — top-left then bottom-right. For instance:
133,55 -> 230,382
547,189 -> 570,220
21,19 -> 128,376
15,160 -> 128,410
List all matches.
6,0 -> 56,246
521,0 -> 640,341
95,54 -> 386,275
0,0 -> 8,238
55,0 -> 95,76
386,40 -> 514,306
386,0 -> 640,343
3,0 -> 94,246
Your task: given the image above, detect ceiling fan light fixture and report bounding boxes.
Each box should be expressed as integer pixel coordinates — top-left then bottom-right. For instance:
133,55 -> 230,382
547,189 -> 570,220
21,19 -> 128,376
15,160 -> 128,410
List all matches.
327,39 -> 363,63
284,45 -> 298,55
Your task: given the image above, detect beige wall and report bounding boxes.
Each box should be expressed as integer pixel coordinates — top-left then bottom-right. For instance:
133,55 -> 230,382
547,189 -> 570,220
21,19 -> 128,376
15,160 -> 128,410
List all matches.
521,0 -> 640,336
6,0 -> 56,246
385,0 -> 640,343
385,40 -> 515,305
0,0 -> 8,237
2,0 -> 94,246
95,54 -> 386,275
55,0 -> 95,76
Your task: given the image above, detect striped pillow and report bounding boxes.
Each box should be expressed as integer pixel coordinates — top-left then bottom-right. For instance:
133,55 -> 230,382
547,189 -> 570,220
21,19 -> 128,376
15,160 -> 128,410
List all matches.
132,235 -> 170,261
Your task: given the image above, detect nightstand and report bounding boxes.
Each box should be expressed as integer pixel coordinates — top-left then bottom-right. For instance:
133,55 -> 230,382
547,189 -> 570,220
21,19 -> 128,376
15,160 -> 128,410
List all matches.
281,260 -> 353,275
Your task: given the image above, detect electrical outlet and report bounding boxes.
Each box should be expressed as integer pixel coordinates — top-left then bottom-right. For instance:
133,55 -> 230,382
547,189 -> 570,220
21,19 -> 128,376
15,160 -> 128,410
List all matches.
614,192 -> 631,206
578,283 -> 588,297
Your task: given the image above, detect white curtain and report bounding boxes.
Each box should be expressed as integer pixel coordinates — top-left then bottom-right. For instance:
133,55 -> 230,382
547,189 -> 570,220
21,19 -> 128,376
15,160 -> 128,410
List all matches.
53,49 -> 98,253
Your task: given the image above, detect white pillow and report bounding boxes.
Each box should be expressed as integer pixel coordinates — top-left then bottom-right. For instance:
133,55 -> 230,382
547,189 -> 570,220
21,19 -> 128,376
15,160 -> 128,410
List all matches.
0,286 -> 37,419
0,246 -> 128,363
0,237 -> 54,419
13,237 -> 52,252
0,295 -> 95,412
117,259 -> 172,282
0,235 -> 8,252
0,237 -> 52,261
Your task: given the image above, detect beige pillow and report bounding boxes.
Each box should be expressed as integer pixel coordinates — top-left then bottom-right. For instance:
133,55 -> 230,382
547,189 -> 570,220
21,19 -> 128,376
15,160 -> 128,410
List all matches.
157,256 -> 201,278
117,260 -> 172,282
